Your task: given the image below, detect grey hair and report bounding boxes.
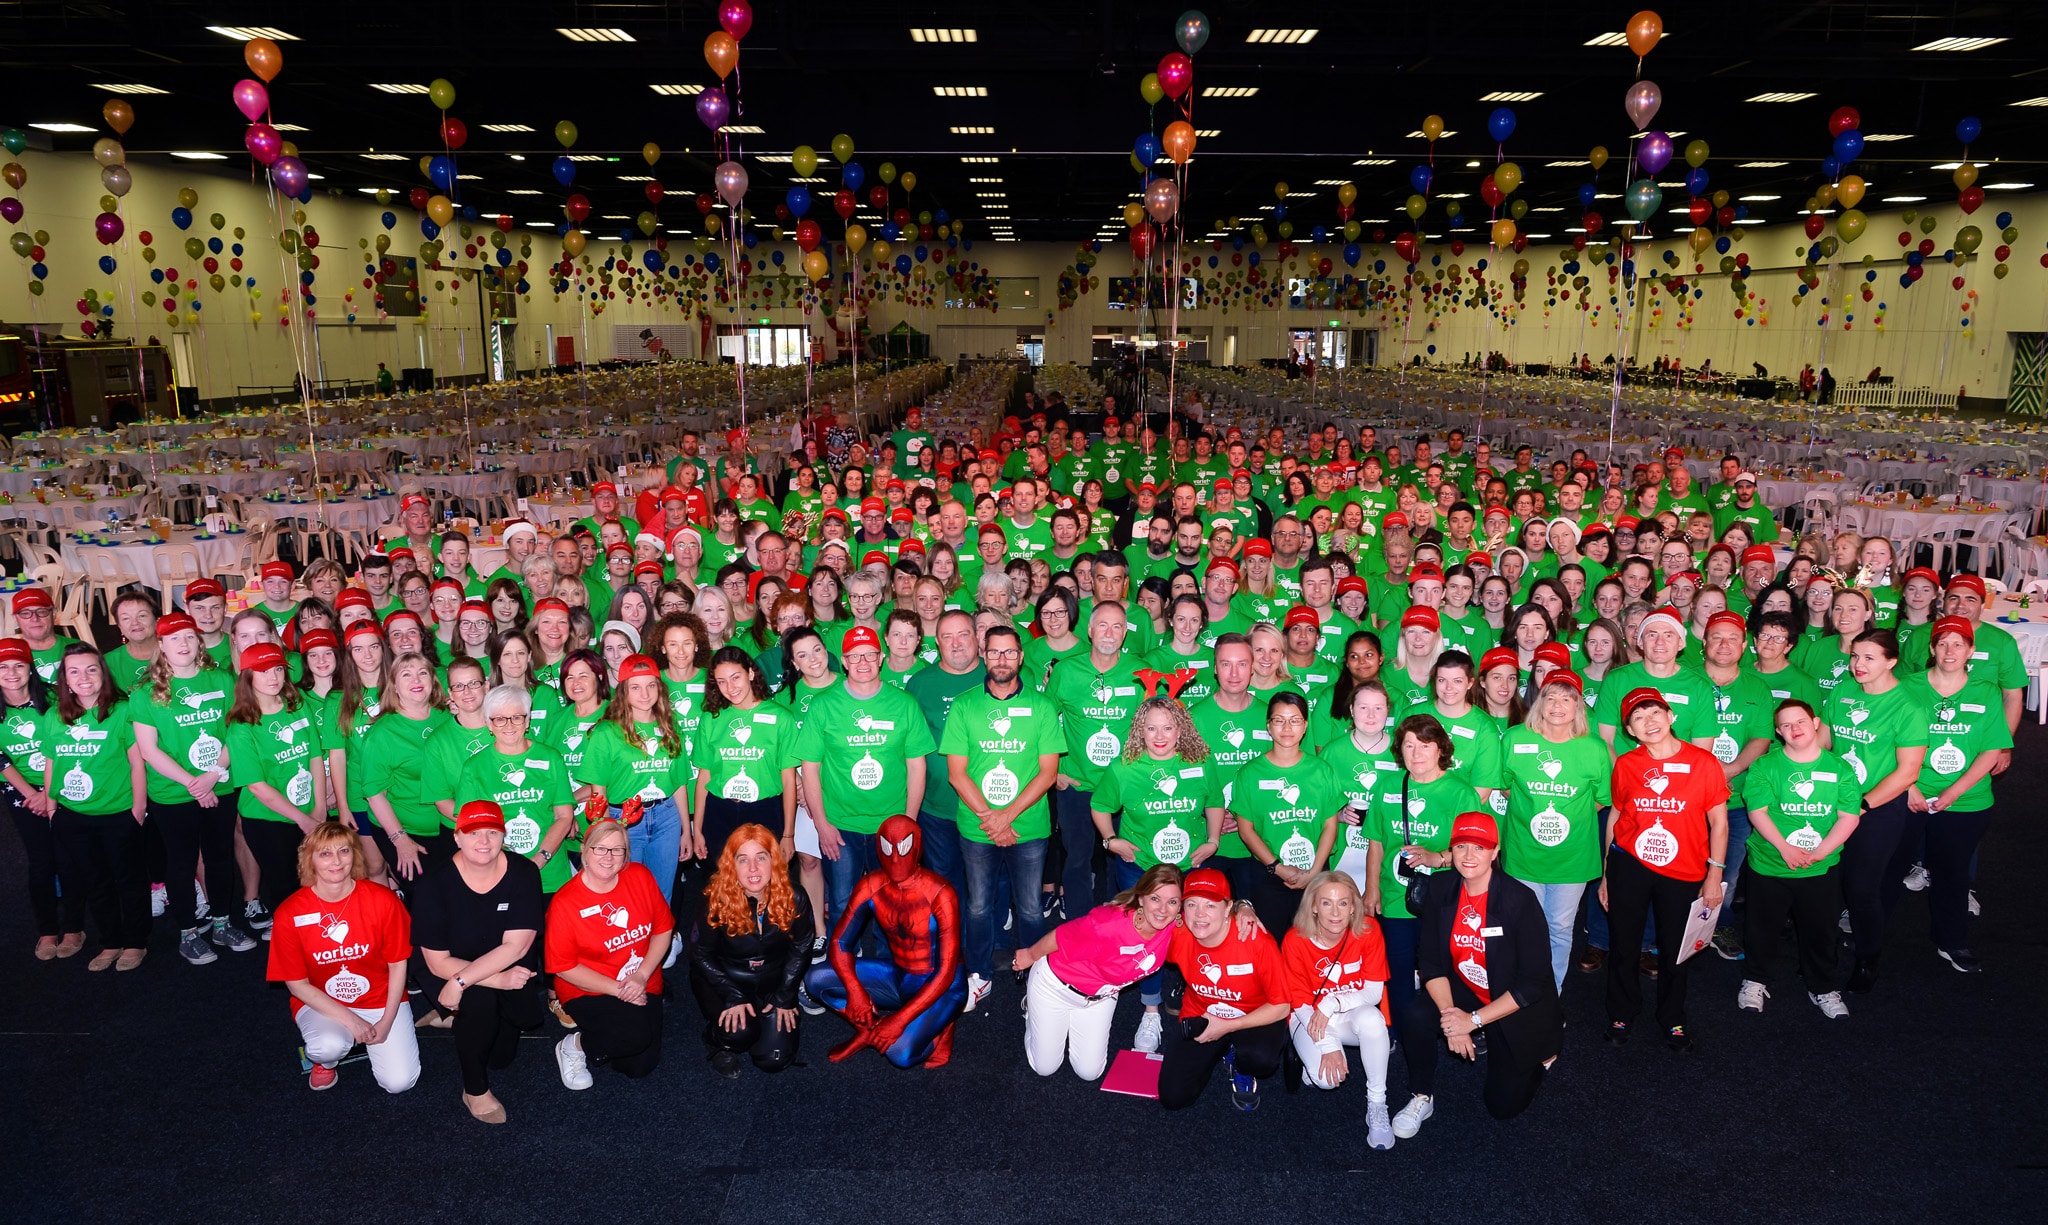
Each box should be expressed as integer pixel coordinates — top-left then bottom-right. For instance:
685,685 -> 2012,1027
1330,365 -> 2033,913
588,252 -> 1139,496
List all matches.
482,683 -> 533,721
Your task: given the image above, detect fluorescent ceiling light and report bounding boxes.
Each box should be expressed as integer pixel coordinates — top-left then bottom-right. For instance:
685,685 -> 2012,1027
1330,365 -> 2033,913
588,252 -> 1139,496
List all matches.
1583,32 -> 1630,46
970,177 -> 1003,183
361,153 -> 405,160
28,122 -> 94,133
1246,28 -> 1318,44
207,26 -> 298,40
304,173 -> 323,181
1406,129 -> 1456,138
1881,195 -> 1927,202
169,151 -> 228,160
1737,161 -> 1788,168
1656,180 -> 1687,188
1912,36 -> 2006,52
961,156 -> 999,163
910,28 -> 976,42
975,192 -> 1005,198
273,123 -> 308,132
1521,233 -> 1552,239
370,83 -> 429,94
600,215 -> 629,220
1932,161 -> 1989,170
1313,179 -> 1353,186
1984,182 -> 2034,190
1195,129 -> 1221,138
1737,194 -> 1780,201
1438,192 -> 1470,200
755,155 -> 791,163
933,86 -> 988,97
1532,206 -> 1563,212
1861,134 -> 1912,142
950,126 -> 994,135
457,174 -> 482,181
93,83 -> 168,95
724,125 -> 764,134
1480,91 -> 1543,102
2011,97 -> 2048,107
1747,92 -> 1817,103
1547,159 -> 1590,167
526,222 -> 554,228
565,155 -> 606,162
482,124 -> 535,133
507,189 -> 543,195
1631,129 -> 1685,138
1201,86 -> 1259,98
650,84 -> 704,96
1465,160 -> 1483,168
616,174 -> 652,181
558,28 -> 634,42
789,176 -> 825,183
1354,158 -> 1394,166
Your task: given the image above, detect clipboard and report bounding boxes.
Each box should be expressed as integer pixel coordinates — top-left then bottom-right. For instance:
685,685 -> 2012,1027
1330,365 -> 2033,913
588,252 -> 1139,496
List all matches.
1675,894 -> 1722,964
1099,1048 -> 1163,1098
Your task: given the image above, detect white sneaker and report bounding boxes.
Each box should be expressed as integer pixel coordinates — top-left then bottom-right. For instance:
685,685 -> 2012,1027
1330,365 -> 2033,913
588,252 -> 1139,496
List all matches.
1902,863 -> 1930,892
1809,991 -> 1850,1020
964,973 -> 991,1013
1366,1100 -> 1396,1150
1838,908 -> 1852,934
193,879 -> 209,918
555,1034 -> 593,1090
1968,890 -> 1980,916
662,937 -> 681,971
1391,1094 -> 1434,1139
1737,980 -> 1769,1012
150,883 -> 167,918
1133,1010 -> 1163,1054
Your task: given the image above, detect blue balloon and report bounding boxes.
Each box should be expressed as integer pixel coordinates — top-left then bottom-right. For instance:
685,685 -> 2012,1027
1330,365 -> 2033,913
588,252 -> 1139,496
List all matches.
552,156 -> 576,187
497,247 -> 513,267
30,262 -> 45,279
1488,107 -> 1517,141
1733,205 -> 1749,222
516,279 -> 530,294
1135,133 -> 1162,164
1865,269 -> 1877,282
1996,211 -> 2013,229
1232,236 -> 1244,251
1475,257 -> 1488,271
842,162 -> 865,191
935,209 -> 949,224
1311,226 -> 1328,243
1343,242 -> 1361,267
770,250 -> 784,265
1957,116 -> 1982,144
914,245 -> 929,262
101,304 -> 113,316
421,219 -> 440,239
299,187 -> 312,205
1248,251 -> 1261,266
207,237 -> 223,254
98,255 -> 116,274
429,156 -> 456,192
619,226 -> 635,242
231,243 -> 243,256
462,205 -> 477,220
1577,183 -> 1597,208
381,211 -> 396,231
1411,165 -> 1434,194
1207,255 -> 1218,268
644,250 -> 663,272
1820,157 -> 1840,180
1273,204 -> 1288,221
786,186 -> 812,218
1685,167 -> 1709,195
1832,130 -> 1863,165
895,254 -> 912,275
1374,259 -> 1386,274
704,252 -> 720,272
743,231 -> 758,249
882,222 -> 901,241
1715,236 -> 1731,254
171,207 -> 193,230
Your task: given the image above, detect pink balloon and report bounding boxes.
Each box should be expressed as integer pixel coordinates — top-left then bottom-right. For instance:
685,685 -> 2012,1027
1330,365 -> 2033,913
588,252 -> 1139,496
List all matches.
269,155 -> 308,197
232,78 -> 269,122
1625,80 -> 1662,131
718,0 -> 752,40
244,122 -> 282,165
714,160 -> 748,207
1144,178 -> 1178,223
695,88 -> 729,131
0,197 -> 20,224
1157,52 -> 1192,99
94,211 -> 124,246
1637,131 -> 1674,176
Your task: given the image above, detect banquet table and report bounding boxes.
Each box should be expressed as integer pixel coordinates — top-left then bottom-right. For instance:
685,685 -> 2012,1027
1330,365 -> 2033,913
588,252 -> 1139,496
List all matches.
522,498 -> 595,530
248,492 -> 402,536
62,525 -> 250,590
1755,476 -> 1858,509
144,467 -> 300,497
0,492 -> 153,530
0,466 -> 82,497
1838,500 -> 2006,542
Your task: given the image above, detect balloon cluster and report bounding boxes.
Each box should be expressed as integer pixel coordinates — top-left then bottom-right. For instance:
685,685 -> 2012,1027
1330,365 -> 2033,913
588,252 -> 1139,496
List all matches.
1126,10 -> 1208,262
1,128 -> 49,299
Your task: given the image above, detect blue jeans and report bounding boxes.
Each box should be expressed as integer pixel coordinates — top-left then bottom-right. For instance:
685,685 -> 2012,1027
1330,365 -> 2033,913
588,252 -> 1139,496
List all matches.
960,836 -> 1048,979
1717,805 -> 1752,932
1053,785 -> 1104,915
1528,881 -> 1590,993
616,796 -> 682,904
917,810 -> 968,900
1381,915 -> 1420,1023
1111,858 -> 1163,1006
823,828 -> 880,926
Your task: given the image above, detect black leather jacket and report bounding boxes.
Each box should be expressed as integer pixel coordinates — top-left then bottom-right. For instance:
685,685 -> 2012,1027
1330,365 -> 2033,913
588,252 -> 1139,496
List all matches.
687,891 -> 816,1011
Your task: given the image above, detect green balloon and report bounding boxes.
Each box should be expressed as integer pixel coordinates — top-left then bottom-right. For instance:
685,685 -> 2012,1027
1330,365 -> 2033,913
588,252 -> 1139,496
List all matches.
878,162 -> 897,184
142,291 -> 156,307
2001,225 -> 2020,244
33,229 -> 48,245
8,232 -> 29,258
830,133 -> 855,163
791,145 -> 818,177
184,237 -> 205,259
428,78 -> 457,110
26,279 -> 41,295
1919,215 -> 1937,235
1954,225 -> 1982,255
1,128 -> 25,156
209,213 -> 225,231
1994,262 -> 2010,279
554,119 -> 578,149
1510,198 -> 1529,220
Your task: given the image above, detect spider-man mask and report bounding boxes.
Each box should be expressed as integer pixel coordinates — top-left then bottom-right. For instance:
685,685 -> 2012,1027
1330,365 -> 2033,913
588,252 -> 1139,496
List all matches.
876,814 -> 922,884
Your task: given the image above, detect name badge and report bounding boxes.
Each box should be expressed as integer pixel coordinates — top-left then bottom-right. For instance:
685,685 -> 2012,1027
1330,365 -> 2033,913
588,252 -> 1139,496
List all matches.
1481,926 -> 1504,937
1180,766 -> 1205,778
1665,694 -> 1690,705
1114,686 -> 1138,697
524,758 -> 551,769
1513,743 -> 1538,754
1226,963 -> 1254,976
1961,703 -> 1986,714
1118,944 -> 1144,955
1451,725 -> 1476,739
1812,771 -> 1837,782
497,902 -> 510,911
579,905 -> 602,918
753,712 -> 779,724
1663,762 -> 1692,774
293,912 -> 320,927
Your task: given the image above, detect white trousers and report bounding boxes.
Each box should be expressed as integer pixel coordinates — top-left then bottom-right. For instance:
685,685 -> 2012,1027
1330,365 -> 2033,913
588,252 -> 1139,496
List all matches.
296,1000 -> 421,1094
1291,997 -> 1390,1100
1023,959 -> 1119,1081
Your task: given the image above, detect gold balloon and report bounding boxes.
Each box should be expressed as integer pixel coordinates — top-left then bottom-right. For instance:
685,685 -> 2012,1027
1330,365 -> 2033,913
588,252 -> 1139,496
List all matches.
281,141 -> 298,159
102,99 -> 134,136
1491,218 -> 1517,247
803,249 -> 829,281
1589,145 -> 1609,170
845,224 -> 867,253
1140,73 -> 1164,105
900,171 -> 917,194
1337,182 -> 1358,207
1814,183 -> 1837,208
871,239 -> 889,262
1953,162 -> 1979,190
642,143 -> 661,167
177,187 -> 199,209
1689,227 -> 1713,253
426,195 -> 454,226
1421,115 -> 1445,141
1274,181 -> 1289,201
1836,174 -> 1866,209
791,145 -> 818,177
562,230 -> 585,257
419,156 -> 436,179
1123,201 -> 1146,228
1494,162 -> 1522,196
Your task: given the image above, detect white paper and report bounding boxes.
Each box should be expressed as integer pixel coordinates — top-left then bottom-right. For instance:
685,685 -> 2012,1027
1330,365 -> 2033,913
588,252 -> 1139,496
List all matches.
1674,895 -> 1723,964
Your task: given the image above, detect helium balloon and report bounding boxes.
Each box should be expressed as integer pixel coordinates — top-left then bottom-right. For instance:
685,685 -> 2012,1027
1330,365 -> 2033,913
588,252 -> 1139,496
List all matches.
1959,186 -> 1984,215
1589,145 -> 1609,171
695,89 -> 729,130
640,143 -> 661,168
1405,194 -> 1427,221
554,119 -> 578,149
900,171 -> 916,193
429,156 -> 455,192
1836,209 -> 1867,243
1162,122 -> 1196,164
552,156 -> 576,187
1624,179 -> 1663,222
1804,214 -> 1826,240
704,31 -> 739,78
564,194 -> 590,221
834,190 -> 855,220
845,224 -> 867,254
1577,183 -> 1598,208
441,117 -> 467,150
427,196 -> 454,226
1495,162 -> 1522,196
636,212 -> 658,237
1337,182 -> 1358,207
1135,133 -> 1162,165
1637,131 -> 1674,176
92,138 -> 124,168
831,133 -> 855,162
1954,225 -> 1982,254
0,199 -> 17,225
1956,116 -> 1982,144
94,212 -> 123,245
1145,178 -> 1179,222
842,162 -> 865,191
1491,218 -> 1516,247
562,230 -> 585,257
0,129 -> 23,156
1625,81 -> 1662,131
230,80 -> 270,125
1410,165 -> 1433,194
1421,115 -> 1445,141
796,219 -> 822,251
1683,139 -> 1709,168
1130,223 -> 1157,260
1175,10 -> 1211,55
270,156 -> 308,197
1510,198 -> 1528,220
1157,53 -> 1192,99
1833,130 -> 1863,165
1487,108 -> 1516,142
1952,162 -> 1979,190
1140,73 -> 1165,106
244,37 -> 282,82
791,145 -> 818,177
1626,11 -> 1663,57
1837,174 -> 1866,209
99,165 -> 132,198
720,0 -> 753,40
1122,201 -> 1146,228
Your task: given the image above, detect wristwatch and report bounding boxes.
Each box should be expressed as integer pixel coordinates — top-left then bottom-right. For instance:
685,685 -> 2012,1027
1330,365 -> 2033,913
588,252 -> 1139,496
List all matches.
1100,836 -> 1116,851
1470,1011 -> 1484,1030
1264,860 -> 1281,876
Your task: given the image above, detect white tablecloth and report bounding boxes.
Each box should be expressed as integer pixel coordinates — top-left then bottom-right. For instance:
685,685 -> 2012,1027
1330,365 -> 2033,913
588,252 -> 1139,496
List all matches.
1840,502 -> 2004,541
63,528 -> 248,589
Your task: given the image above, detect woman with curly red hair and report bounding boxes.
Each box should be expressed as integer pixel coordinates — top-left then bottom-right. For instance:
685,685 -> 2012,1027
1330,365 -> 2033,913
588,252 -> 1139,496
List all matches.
686,823 -> 816,1078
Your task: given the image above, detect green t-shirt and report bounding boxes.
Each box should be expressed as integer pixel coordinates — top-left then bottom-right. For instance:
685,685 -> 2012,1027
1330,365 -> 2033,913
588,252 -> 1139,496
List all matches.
1822,681 -> 1930,795
457,743 -> 576,891
47,703 -> 136,816
1187,694 -> 1274,859
1963,620 -> 2029,692
127,669 -> 234,805
1791,634 -> 1856,697
890,429 -> 933,478
356,708 -> 455,837
1001,515 -> 1054,563
789,682 -> 938,835
1908,673 -> 2012,813
418,717 -> 495,820
1092,751 -> 1228,870
696,701 -> 799,805
662,673 -> 708,750
0,700 -> 49,780
1144,642 -> 1215,706
1499,725 -> 1612,884
1593,661 -> 1718,754
1742,747 -> 1860,878
329,686 -> 382,813
1700,667 -> 1776,783
1229,753 -> 1341,872
1428,704 -> 1506,802
939,683 -> 1068,843
580,719 -> 693,808
1751,664 -> 1824,715
1318,727 -> 1400,872
226,703 -> 325,823
1364,770 -> 1480,920
105,647 -> 154,695
545,706 -> 606,787
905,662 -> 987,820
30,639 -> 68,685
1045,654 -> 1145,792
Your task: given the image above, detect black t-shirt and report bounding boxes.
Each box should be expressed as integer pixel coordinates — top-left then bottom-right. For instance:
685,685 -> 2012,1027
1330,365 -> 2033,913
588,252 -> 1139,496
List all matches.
410,853 -> 545,969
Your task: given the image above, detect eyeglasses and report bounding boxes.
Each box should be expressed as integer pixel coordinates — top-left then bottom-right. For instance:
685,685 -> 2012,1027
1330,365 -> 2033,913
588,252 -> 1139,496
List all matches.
449,680 -> 486,692
584,844 -> 628,860
986,648 -> 1021,660
488,714 -> 527,725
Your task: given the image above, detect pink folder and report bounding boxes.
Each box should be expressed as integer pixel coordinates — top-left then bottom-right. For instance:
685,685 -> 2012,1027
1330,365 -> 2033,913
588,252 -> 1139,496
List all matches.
1100,1048 -> 1164,1098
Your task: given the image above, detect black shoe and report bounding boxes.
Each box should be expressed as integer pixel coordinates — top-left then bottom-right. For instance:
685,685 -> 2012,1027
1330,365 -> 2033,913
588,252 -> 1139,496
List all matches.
808,935 -> 829,964
1846,957 -> 1879,994
709,1049 -> 743,1079
1577,948 -> 1607,974
1664,1025 -> 1693,1053
1604,1021 -> 1631,1046
1939,948 -> 1983,974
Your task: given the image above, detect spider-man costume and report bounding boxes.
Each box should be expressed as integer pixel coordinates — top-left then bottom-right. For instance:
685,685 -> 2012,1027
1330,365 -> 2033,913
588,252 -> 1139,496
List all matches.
803,815 -> 966,1068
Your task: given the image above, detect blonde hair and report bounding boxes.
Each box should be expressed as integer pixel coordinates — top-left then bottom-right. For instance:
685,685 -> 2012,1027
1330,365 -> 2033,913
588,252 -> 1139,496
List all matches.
296,821 -> 367,887
1523,678 -> 1591,739
1290,870 -> 1368,941
1120,695 -> 1208,764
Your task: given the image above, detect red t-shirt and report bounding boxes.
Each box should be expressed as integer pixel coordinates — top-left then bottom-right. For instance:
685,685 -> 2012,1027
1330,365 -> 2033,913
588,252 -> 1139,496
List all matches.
266,880 -> 412,1016
543,863 -> 675,1001
1451,887 -> 1492,1005
1166,922 -> 1288,1022
1610,741 -> 1731,881
1280,924 -> 1392,1025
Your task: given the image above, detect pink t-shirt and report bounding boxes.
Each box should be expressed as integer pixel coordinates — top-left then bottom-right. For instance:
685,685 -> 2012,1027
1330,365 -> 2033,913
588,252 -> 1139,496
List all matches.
1046,904 -> 1173,996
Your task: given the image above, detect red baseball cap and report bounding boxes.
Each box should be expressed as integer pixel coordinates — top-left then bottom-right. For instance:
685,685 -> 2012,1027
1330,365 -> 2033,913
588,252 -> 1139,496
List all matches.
155,612 -> 197,639
1902,566 -> 1940,588
455,799 -> 506,834
1547,668 -> 1584,693
1205,557 -> 1240,579
1615,515 -> 1640,531
822,507 -> 848,524
861,550 -> 891,568
432,577 -> 468,597
335,588 -> 373,613
1283,604 -> 1320,631
532,597 -> 570,617
1479,646 -> 1520,675
1382,512 -> 1410,529
1533,641 -> 1572,668
0,637 -> 31,665
1451,811 -> 1499,850
1931,614 -> 1974,645
592,481 -> 618,498
1242,538 -> 1272,558
261,561 -> 294,582
1466,550 -> 1493,569
10,588 -> 51,613
1619,687 -> 1671,723
842,626 -> 881,654
860,497 -> 886,516
383,610 -> 424,635
185,578 -> 226,602
1945,574 -> 1987,601
616,653 -> 661,683
635,560 -> 666,578
386,547 -> 415,563
298,628 -> 339,654
1181,867 -> 1232,905
344,623 -> 384,648
1706,610 -> 1749,636
898,538 -> 926,555
1741,545 -> 1778,568
400,493 -> 430,511
1336,575 -> 1370,598
239,642 -> 287,674
1401,606 -> 1439,632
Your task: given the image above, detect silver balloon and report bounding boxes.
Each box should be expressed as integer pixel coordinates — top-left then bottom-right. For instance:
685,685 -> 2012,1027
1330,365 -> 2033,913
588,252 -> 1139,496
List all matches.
714,160 -> 748,207
100,164 -> 132,197
1145,177 -> 1178,223
92,138 -> 125,168
1624,80 -> 1662,131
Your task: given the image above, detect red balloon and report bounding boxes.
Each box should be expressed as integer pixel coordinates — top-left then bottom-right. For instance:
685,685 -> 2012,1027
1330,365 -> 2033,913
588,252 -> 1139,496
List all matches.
1582,211 -> 1604,235
1716,205 -> 1737,228
1898,231 -> 1912,247
1317,257 -> 1332,277
918,224 -> 933,240
408,187 -> 430,211
795,219 -> 822,251
644,181 -> 665,206
867,184 -> 889,210
1828,106 -> 1860,137
441,117 -> 467,149
1157,53 -> 1192,99
1959,185 -> 1984,214
1918,238 -> 1936,255
1573,235 -> 1588,251
1953,276 -> 1966,289
1996,244 -> 2011,261
1372,228 -> 1385,242
834,190 -> 856,220
696,192 -> 715,216
1479,176 -> 1503,208
1907,264 -> 1923,281
1803,214 -> 1826,239
1450,239 -> 1466,257
892,207 -> 912,226
1512,235 -> 1528,253
496,214 -> 514,233
1688,198 -> 1712,226
1130,223 -> 1157,259
565,193 -> 591,222
718,0 -> 753,40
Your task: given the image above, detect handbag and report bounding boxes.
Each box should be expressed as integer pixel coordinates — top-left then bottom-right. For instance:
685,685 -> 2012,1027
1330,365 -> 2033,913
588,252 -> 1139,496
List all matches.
1400,775 -> 1432,915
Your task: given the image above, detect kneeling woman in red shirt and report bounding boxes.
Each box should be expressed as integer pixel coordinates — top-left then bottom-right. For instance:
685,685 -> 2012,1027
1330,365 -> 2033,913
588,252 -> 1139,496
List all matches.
266,821 -> 419,1094
1283,870 -> 1395,1148
545,818 -> 674,1090
1159,867 -> 1290,1111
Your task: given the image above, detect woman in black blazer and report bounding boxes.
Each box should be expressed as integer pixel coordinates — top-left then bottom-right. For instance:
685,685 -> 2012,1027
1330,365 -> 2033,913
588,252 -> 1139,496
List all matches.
1390,810 -> 1564,1138
687,824 -> 817,1078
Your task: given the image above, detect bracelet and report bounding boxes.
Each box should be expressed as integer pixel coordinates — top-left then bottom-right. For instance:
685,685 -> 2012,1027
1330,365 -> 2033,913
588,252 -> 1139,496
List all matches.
1706,858 -> 1726,870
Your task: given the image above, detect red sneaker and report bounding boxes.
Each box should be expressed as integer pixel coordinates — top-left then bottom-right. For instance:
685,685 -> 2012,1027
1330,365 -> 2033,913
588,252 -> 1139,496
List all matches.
309,1063 -> 338,1091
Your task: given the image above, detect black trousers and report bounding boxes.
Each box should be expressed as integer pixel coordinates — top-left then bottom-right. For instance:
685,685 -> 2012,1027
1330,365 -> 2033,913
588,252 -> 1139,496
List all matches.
700,793 -> 784,862
1743,867 -> 1843,993
152,793 -> 242,931
413,948 -> 544,1095
238,816 -> 306,914
1398,981 -> 1552,1121
690,970 -> 799,1071
1923,806 -> 1995,952
52,806 -> 150,949
6,789 -> 80,937
562,994 -> 665,1078
1157,1014 -> 1287,1110
1247,869 -> 1306,942
1604,850 -> 1705,1031
1842,793 -> 1920,961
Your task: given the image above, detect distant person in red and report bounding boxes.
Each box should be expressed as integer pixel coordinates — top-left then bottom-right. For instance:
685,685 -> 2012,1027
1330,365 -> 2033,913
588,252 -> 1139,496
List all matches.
1158,867 -> 1290,1110
804,814 -> 967,1067
265,821 -> 419,1094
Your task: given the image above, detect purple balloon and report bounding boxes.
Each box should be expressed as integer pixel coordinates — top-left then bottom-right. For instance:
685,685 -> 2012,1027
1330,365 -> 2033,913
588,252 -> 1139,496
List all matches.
94,211 -> 124,246
1637,131 -> 1674,176
0,197 -> 21,225
695,89 -> 729,131
244,122 -> 282,166
269,155 -> 308,198
1624,79 -> 1662,131
232,78 -> 269,123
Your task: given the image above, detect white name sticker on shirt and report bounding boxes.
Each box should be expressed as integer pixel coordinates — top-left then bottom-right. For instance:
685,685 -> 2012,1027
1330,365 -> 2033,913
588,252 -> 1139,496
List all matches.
579,905 -> 603,918
753,712 -> 779,724
1179,766 -> 1204,778
1665,694 -> 1690,705
1812,771 -> 1837,783
524,759 -> 551,769
293,912 -> 320,927
1226,963 -> 1254,976
1451,725 -> 1476,739
497,902 -> 510,911
1008,706 -> 1035,717
1114,686 -> 1138,697
1118,943 -> 1144,955
1513,743 -> 1538,754
1961,703 -> 1986,714
1481,926 -> 1504,937
1663,762 -> 1692,774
